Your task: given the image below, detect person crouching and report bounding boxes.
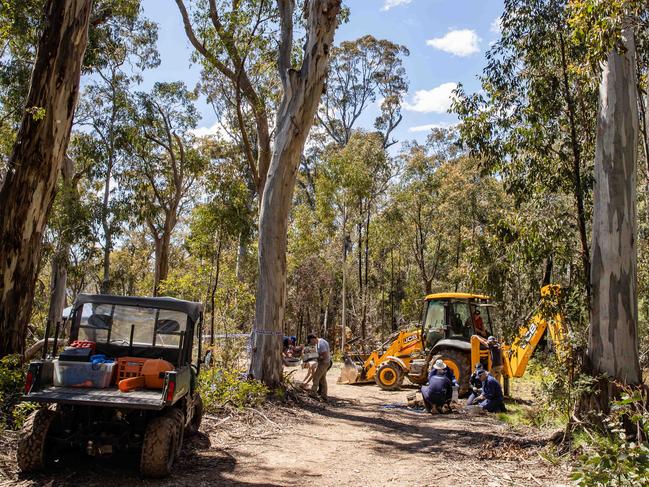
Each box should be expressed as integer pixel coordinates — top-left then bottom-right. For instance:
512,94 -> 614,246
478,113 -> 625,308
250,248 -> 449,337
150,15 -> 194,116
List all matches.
421,360 -> 453,414
475,369 -> 506,413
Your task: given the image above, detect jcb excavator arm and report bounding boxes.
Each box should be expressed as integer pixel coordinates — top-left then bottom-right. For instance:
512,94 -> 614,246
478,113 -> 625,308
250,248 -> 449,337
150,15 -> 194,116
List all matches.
471,284 -> 568,378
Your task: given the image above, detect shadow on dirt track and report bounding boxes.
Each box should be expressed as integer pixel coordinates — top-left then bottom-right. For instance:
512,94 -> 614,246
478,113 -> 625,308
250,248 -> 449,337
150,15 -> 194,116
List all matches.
8,432 -> 283,487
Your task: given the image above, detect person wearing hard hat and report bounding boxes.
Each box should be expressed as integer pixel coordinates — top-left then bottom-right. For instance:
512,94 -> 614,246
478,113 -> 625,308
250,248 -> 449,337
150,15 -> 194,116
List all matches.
475,369 -> 506,412
421,360 -> 453,414
431,358 -> 459,387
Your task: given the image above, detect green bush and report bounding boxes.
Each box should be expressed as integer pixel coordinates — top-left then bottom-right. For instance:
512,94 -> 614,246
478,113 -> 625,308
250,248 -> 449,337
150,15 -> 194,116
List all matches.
198,368 -> 268,411
572,389 -> 649,486
0,354 -> 26,430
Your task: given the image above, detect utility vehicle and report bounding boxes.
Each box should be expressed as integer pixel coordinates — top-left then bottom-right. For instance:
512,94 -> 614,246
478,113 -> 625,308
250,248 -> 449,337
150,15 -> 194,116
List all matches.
18,294 -> 204,478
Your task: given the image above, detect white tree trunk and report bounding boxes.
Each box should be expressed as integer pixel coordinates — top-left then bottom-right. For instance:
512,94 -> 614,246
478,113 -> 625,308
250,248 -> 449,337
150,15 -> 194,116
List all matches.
589,26 -> 641,386
249,0 -> 341,386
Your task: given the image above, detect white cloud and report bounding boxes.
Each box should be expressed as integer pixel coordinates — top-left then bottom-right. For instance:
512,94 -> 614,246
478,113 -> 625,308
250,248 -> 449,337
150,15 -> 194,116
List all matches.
426,29 -> 481,57
404,82 -> 457,113
490,17 -> 502,34
190,120 -> 232,140
381,0 -> 412,11
408,122 -> 455,133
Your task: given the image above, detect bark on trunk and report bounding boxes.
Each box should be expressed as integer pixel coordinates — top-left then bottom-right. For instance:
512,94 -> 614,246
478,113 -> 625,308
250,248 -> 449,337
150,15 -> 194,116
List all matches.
153,229 -> 172,296
47,249 -> 67,331
249,0 -> 341,386
100,164 -> 112,294
47,156 -> 74,331
0,0 -> 92,358
588,27 -> 641,396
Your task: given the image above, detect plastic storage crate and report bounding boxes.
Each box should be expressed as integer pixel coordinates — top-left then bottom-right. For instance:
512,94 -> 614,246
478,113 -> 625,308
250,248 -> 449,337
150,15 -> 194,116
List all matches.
53,359 -> 115,388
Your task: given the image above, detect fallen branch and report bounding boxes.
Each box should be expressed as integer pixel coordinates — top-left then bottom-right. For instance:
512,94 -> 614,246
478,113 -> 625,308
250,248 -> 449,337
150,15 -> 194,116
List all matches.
249,407 -> 278,427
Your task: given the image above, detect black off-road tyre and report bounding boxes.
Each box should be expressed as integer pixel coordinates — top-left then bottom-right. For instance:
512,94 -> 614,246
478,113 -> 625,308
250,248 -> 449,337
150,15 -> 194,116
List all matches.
432,349 -> 471,397
185,393 -> 203,437
374,362 -> 403,391
166,408 -> 185,459
17,408 -> 57,472
140,415 -> 179,478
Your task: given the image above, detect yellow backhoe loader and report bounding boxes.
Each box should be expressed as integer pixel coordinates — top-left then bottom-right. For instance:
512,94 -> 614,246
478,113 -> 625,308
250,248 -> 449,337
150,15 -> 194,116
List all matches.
338,328 -> 424,390
339,285 -> 567,395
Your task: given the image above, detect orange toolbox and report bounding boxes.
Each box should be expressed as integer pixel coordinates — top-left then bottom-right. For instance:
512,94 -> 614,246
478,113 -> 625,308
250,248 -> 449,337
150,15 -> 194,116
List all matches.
115,357 -> 147,383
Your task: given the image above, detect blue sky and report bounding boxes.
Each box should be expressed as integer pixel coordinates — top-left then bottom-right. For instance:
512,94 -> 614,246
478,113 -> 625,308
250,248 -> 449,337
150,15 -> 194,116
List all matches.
140,0 -> 504,145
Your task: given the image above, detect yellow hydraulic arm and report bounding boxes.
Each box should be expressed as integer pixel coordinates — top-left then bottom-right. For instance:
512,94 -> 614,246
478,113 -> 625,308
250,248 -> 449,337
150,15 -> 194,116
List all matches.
471,284 -> 567,378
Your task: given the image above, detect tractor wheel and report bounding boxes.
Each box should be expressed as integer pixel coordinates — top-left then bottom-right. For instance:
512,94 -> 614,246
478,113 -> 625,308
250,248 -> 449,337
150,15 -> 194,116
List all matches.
140,415 -> 179,478
165,408 -> 185,460
375,362 -> 403,390
17,408 -> 57,472
185,393 -> 203,437
432,349 -> 471,396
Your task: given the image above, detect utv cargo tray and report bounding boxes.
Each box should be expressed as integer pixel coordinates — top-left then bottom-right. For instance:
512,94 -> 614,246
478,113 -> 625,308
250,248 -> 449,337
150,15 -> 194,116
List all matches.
24,386 -> 165,410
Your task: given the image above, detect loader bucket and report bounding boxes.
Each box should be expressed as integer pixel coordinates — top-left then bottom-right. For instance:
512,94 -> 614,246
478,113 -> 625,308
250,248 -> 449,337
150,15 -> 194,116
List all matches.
338,355 -> 361,384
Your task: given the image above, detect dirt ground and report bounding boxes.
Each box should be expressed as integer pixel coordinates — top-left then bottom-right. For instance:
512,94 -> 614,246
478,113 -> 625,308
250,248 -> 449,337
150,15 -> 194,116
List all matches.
1,365 -> 571,487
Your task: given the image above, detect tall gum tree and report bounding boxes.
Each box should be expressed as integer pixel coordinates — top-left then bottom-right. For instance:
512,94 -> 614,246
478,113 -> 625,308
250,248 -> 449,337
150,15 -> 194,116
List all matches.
176,0 -> 341,385
249,0 -> 342,386
127,82 -> 204,296
588,24 -> 641,407
0,0 -> 92,357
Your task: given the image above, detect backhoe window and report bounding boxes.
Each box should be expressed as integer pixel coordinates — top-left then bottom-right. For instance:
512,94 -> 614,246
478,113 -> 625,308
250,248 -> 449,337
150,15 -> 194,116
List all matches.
449,301 -> 472,339
423,300 -> 445,348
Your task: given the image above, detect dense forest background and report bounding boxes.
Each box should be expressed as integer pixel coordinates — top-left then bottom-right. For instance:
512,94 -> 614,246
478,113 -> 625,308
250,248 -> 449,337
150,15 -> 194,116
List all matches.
0,0 -> 647,361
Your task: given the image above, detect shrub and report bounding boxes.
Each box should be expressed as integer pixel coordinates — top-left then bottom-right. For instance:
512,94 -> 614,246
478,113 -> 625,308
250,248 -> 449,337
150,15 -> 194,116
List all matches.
0,354 -> 26,430
572,388 -> 649,486
198,368 -> 268,411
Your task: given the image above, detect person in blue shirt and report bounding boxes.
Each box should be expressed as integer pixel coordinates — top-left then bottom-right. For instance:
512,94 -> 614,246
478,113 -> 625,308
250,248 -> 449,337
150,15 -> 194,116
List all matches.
421,361 -> 453,413
467,363 -> 484,406
475,369 -> 506,412
432,359 -> 459,387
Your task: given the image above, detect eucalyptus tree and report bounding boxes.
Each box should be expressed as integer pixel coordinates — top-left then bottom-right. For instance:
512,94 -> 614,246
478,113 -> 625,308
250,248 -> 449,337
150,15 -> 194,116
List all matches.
453,0 -> 598,307
317,35 -> 409,149
125,82 -> 206,296
569,0 -> 647,411
176,0 -> 342,386
0,0 -> 92,357
175,0 -> 279,196
76,7 -> 159,294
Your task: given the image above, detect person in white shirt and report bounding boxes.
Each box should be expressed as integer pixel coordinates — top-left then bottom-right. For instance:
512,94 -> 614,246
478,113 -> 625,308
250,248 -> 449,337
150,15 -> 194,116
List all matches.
307,333 -> 331,401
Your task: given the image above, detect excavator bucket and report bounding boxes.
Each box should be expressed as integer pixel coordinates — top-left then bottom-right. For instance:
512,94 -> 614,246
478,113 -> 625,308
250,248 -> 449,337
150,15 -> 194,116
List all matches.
338,355 -> 362,384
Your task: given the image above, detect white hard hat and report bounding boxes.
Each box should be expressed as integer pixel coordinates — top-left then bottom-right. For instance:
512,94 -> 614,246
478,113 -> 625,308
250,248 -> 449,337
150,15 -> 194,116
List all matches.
433,359 -> 447,370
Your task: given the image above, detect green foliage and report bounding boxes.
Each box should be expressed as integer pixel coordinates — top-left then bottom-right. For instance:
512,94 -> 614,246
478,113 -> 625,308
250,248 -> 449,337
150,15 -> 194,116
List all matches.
0,354 -> 25,430
11,402 -> 39,430
198,368 -> 268,411
318,35 -> 409,147
568,0 -> 647,71
572,389 -> 649,486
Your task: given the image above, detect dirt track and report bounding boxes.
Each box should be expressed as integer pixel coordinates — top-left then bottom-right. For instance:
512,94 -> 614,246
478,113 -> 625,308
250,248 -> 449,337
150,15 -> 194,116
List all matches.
2,365 -> 571,486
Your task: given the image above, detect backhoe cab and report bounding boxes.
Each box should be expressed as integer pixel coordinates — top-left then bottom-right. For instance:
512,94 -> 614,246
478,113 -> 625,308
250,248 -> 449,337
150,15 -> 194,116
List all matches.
412,292 -> 494,395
